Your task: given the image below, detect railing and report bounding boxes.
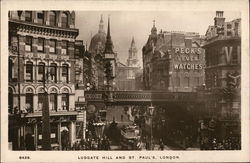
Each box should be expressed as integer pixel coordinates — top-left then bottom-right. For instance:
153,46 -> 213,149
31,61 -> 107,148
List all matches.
85,90 -> 200,102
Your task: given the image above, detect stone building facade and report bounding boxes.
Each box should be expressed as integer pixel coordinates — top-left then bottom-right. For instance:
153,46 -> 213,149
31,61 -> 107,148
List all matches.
142,22 -> 205,92
203,11 -> 241,138
8,10 -> 85,150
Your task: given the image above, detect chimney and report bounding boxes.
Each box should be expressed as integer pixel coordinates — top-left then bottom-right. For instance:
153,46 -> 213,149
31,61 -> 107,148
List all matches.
214,11 -> 225,27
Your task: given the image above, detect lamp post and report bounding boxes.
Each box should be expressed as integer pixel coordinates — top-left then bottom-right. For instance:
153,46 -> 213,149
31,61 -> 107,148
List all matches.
148,103 -> 154,150
41,66 -> 51,150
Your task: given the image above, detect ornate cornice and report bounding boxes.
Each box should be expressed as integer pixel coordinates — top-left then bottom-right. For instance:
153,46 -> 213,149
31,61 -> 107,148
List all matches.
9,20 -> 79,39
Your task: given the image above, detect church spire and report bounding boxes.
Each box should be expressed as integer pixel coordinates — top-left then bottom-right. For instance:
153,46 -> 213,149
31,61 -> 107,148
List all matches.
98,14 -> 104,33
151,20 -> 157,35
131,36 -> 135,46
127,36 -> 138,67
104,16 -> 114,54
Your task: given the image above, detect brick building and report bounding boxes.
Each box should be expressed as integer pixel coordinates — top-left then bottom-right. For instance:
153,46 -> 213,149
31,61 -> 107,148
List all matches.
203,11 -> 241,138
8,11 -> 87,150
142,22 -> 205,92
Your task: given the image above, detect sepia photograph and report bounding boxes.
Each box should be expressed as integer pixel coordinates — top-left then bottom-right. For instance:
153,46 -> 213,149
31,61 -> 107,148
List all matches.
1,0 -> 249,162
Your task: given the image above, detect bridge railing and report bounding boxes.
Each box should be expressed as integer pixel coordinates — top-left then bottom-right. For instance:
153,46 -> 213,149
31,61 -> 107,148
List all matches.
84,90 -> 202,102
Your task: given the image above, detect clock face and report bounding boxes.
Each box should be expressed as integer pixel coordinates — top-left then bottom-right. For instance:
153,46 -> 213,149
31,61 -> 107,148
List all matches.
87,105 -> 96,114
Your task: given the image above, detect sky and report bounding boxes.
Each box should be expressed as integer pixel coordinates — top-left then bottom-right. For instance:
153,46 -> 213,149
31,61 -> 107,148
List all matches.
75,11 -> 240,67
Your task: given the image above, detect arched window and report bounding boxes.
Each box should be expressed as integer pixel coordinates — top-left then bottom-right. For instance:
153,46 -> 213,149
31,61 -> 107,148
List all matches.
62,64 -> 69,83
61,88 -> 69,111
49,11 -> 56,26
61,12 -> 68,28
25,62 -> 33,82
50,63 -> 57,82
38,62 -> 45,82
25,91 -> 33,113
8,88 -> 14,114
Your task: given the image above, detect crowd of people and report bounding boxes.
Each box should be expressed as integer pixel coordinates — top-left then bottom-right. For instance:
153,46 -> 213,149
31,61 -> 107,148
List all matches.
63,136 -> 111,150
200,136 -> 241,150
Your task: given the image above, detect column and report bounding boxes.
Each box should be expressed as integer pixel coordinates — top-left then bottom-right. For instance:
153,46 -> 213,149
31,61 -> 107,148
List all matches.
69,121 -> 76,146
34,124 -> 38,150
83,110 -> 86,139
58,122 -> 61,150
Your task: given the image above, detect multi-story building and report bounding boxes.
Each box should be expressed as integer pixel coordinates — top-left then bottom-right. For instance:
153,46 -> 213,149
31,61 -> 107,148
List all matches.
8,11 -> 85,150
116,37 -> 142,91
142,22 -> 205,92
203,11 -> 241,138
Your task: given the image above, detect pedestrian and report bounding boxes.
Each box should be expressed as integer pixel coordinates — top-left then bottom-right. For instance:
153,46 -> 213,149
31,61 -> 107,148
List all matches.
159,139 -> 164,150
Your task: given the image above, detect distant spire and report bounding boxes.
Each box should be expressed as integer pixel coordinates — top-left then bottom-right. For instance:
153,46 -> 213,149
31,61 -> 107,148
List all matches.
98,14 -> 104,33
104,16 -> 114,54
131,36 -> 135,46
151,20 -> 157,35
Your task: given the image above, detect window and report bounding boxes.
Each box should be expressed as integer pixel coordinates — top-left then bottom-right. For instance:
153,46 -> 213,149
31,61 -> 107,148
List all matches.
8,88 -> 13,114
38,63 -> 45,82
37,11 -> 44,24
61,93 -> 69,111
61,40 -> 68,55
234,22 -> 239,36
49,11 -> 56,26
25,93 -> 33,113
50,63 -> 57,82
50,93 -> 57,111
9,59 -> 14,81
62,64 -> 69,83
25,11 -> 32,22
38,38 -> 44,52
61,12 -> 68,28
227,31 -> 232,36
184,77 -> 190,87
26,62 -> 33,81
227,24 -> 232,29
49,39 -> 56,54
38,93 -> 44,111
25,36 -> 32,52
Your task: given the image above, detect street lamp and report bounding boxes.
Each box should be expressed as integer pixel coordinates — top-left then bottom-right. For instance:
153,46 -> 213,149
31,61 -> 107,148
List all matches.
41,67 -> 51,150
148,103 -> 154,150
